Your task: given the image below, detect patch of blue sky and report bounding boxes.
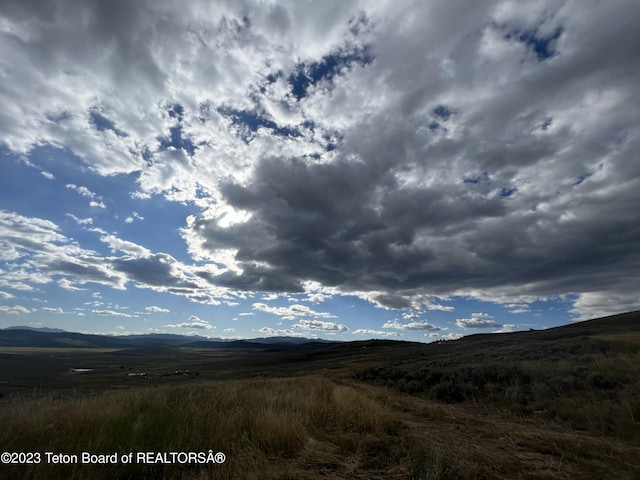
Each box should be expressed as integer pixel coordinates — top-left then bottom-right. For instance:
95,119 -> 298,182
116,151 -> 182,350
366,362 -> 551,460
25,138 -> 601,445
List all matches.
158,105 -> 195,155
433,105 -> 454,120
1,149 -> 53,215
167,103 -> 184,121
115,196 -> 199,264
0,146 -> 198,264
428,121 -> 440,132
88,109 -> 127,137
528,297 -> 577,328
463,171 -> 490,185
573,172 -> 593,186
322,130 -> 344,151
218,106 -> 301,142
499,187 -> 517,197
24,280 -> 208,336
0,146 -> 106,224
23,282 -> 103,325
288,47 -> 373,101
158,124 -> 196,156
503,27 -> 563,61
323,294 -> 393,327
162,297 -> 234,328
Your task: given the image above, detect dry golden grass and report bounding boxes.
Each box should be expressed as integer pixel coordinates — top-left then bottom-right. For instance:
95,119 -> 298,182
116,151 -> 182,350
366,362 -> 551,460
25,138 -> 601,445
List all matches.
1,373 -> 638,480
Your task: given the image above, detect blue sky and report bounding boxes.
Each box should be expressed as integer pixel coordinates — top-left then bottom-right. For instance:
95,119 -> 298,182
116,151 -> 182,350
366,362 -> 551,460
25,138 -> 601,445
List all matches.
1,1 -> 639,341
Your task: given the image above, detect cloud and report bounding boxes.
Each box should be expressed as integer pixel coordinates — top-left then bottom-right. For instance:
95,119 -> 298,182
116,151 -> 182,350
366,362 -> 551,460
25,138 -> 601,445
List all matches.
57,278 -> 87,291
494,324 -> 518,333
292,319 -> 348,332
42,307 -> 64,313
252,302 -> 335,320
166,316 -> 214,330
66,184 -> 97,198
443,333 -> 463,341
352,329 -> 400,337
258,327 -> 304,337
302,292 -> 332,303
99,234 -> 152,258
0,211 -> 231,305
456,313 -> 502,329
569,291 -> 640,321
426,304 -> 455,312
65,214 -> 94,225
383,319 -> 441,331
145,306 -> 170,313
0,210 -> 127,290
0,305 -> 31,314
506,303 -> 531,314
125,212 -> 144,224
181,2 -> 640,316
92,309 -> 138,318
0,291 -> 15,299
65,185 -> 106,208
1,0 -> 639,319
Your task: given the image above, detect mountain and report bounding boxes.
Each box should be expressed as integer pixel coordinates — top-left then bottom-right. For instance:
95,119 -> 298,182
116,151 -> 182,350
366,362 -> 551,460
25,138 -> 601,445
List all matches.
1,311 -> 638,349
0,328 -> 337,349
5,326 -> 67,333
245,336 -> 335,345
0,329 -> 132,348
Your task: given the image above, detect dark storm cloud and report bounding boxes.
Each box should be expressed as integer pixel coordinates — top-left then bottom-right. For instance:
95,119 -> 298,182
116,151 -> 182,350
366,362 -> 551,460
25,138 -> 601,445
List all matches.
44,259 -> 124,287
179,1 -> 640,314
112,254 -> 196,289
194,155 -> 400,290
195,141 -> 640,306
211,264 -> 305,293
195,151 -> 485,294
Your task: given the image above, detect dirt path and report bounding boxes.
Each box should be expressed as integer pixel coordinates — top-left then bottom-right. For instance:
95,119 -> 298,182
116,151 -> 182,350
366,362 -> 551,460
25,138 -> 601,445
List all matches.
341,378 -> 640,480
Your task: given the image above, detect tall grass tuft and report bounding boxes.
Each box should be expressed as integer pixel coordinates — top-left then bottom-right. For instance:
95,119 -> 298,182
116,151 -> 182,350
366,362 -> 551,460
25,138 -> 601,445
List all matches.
0,376 -> 410,479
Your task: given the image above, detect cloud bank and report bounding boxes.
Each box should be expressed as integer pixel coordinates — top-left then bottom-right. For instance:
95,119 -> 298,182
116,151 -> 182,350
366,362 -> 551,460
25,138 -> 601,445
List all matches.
1,0 -> 639,321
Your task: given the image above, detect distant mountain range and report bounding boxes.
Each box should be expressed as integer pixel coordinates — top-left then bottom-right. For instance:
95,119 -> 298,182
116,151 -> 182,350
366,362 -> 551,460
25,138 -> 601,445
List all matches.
3,310 -> 639,349
0,326 -> 336,349
5,326 -> 67,333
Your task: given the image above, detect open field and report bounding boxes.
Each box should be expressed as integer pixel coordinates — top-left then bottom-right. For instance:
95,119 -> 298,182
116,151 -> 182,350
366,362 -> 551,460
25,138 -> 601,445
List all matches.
1,311 -> 639,479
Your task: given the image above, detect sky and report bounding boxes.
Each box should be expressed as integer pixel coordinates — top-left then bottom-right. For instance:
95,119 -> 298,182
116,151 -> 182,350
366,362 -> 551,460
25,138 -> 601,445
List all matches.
1,0 -> 639,342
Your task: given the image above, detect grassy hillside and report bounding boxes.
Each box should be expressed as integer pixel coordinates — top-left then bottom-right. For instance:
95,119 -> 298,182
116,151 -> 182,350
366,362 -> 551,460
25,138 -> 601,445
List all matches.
0,311 -> 639,479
